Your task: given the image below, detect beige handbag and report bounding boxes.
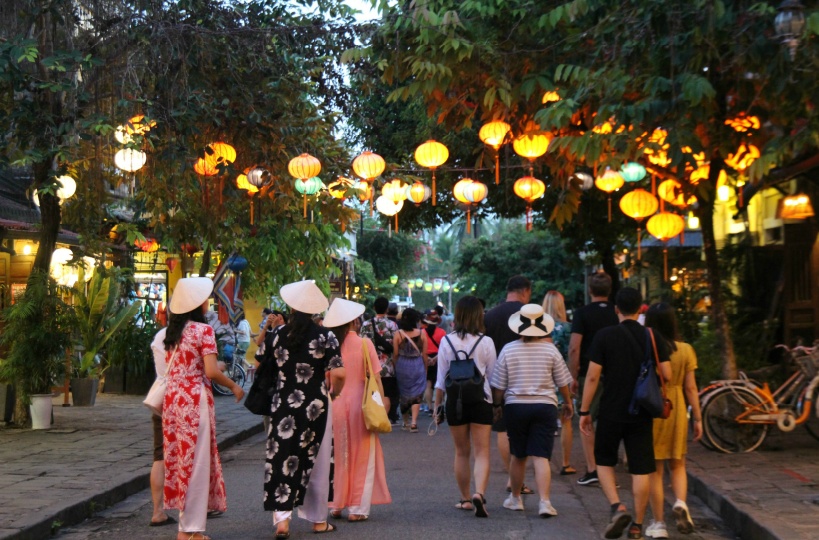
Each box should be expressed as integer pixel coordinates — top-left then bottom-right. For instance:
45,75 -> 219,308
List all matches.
361,338 -> 392,433
143,348 -> 179,416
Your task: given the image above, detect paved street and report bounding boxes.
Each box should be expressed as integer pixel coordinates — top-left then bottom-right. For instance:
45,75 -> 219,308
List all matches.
53,421 -> 733,540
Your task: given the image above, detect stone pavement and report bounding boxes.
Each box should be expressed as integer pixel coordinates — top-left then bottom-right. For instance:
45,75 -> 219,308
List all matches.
0,392 -> 817,540
686,425 -> 819,540
0,393 -> 263,540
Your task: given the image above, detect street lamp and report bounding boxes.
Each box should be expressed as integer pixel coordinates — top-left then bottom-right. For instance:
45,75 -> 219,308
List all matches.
774,0 -> 806,60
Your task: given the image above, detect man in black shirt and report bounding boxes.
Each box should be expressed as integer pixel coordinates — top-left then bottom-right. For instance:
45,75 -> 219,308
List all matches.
579,288 -> 671,540
569,272 -> 620,485
484,275 -> 531,494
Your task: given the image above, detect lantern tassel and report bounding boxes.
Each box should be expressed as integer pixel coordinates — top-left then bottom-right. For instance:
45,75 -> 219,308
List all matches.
432,170 -> 437,206
250,197 -> 255,225
607,196 -> 612,223
495,153 -> 500,185
466,207 -> 471,234
395,213 -> 398,232
303,193 -> 307,218
663,247 -> 669,281
637,227 -> 641,260
651,174 -> 657,196
370,188 -> 374,217
526,206 -> 533,232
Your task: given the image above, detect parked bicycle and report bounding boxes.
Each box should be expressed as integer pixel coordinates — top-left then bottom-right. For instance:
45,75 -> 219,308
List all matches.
212,338 -> 247,396
698,344 -> 819,453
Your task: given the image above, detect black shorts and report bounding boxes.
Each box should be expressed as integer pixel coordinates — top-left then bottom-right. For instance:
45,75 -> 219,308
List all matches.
152,414 -> 163,462
446,398 -> 493,427
594,417 -> 655,475
504,403 -> 558,459
426,358 -> 437,384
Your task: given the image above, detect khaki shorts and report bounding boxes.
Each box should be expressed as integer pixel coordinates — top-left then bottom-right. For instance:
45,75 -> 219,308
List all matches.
578,376 -> 602,421
152,414 -> 163,462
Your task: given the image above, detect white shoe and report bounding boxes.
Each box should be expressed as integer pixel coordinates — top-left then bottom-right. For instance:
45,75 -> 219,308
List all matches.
538,500 -> 557,517
672,501 -> 695,534
503,494 -> 524,511
645,520 -> 669,539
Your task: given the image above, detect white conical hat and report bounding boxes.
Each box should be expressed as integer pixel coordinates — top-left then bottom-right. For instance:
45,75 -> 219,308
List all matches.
323,298 -> 365,328
169,277 -> 214,314
279,280 -> 329,315
508,303 -> 555,337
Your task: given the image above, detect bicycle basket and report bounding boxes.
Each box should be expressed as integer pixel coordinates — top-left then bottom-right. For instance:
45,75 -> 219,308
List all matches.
797,351 -> 819,378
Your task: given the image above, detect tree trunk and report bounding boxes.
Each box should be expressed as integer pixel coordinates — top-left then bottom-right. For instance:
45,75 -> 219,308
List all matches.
698,160 -> 738,379
32,163 -> 61,274
199,245 -> 212,276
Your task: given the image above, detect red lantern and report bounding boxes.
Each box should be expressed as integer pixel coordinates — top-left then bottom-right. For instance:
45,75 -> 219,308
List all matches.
166,257 -> 179,273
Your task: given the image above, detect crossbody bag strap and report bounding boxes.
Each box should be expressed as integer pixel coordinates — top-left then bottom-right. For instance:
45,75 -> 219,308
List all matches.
400,330 -> 423,354
646,328 -> 667,397
361,337 -> 373,380
164,347 -> 180,377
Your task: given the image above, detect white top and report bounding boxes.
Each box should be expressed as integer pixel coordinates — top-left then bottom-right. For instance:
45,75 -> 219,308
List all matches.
490,340 -> 573,406
435,333 -> 497,403
236,319 -> 251,344
150,328 -> 168,378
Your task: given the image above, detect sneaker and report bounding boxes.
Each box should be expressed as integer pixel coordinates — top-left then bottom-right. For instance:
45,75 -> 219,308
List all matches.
577,470 -> 599,485
672,501 -> 694,534
626,523 -> 644,540
645,521 -> 669,539
538,500 -> 558,518
605,509 -> 632,539
502,494 -> 524,511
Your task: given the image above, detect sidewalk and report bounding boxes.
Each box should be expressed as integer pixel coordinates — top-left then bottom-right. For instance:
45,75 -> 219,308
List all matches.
0,393 -> 263,540
686,426 -> 819,540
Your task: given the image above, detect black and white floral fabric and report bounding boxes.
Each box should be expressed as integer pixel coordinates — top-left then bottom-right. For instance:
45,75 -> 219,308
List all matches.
262,322 -> 342,511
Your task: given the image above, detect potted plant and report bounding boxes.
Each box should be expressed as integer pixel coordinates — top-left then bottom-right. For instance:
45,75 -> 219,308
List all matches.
106,317 -> 158,395
0,271 -> 74,429
69,266 -> 141,406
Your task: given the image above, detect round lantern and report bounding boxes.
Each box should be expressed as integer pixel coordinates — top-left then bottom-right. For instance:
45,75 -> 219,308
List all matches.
464,181 -> 488,204
542,91 -> 560,104
295,176 -> 323,218
406,181 -> 431,205
725,143 -> 760,172
479,121 -> 511,184
194,157 -> 217,176
619,188 -> 659,259
375,196 -> 404,231
592,120 -> 625,135
689,162 -> 728,186
135,238 -> 160,253
424,282 -> 433,292
382,179 -> 408,203
246,167 -> 271,189
512,132 -> 552,161
115,148 -> 147,172
658,179 -> 696,208
453,179 -> 486,234
443,281 -> 451,292
725,114 -> 760,133
415,140 -> 449,206
204,142 -> 236,170
352,151 -> 386,181
328,177 -> 352,199
390,274 -> 399,285
353,180 -> 372,202
415,278 -> 424,288
124,115 -> 156,135
236,174 -> 259,193
573,171 -> 594,191
647,211 -> 685,281
288,153 -> 321,180
514,176 -> 546,231
620,162 -> 647,183
453,178 -> 475,204
52,247 -> 74,266
227,254 -> 249,272
595,168 -> 625,222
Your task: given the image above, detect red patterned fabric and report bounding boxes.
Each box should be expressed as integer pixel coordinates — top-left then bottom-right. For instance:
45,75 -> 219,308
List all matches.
163,322 -> 225,512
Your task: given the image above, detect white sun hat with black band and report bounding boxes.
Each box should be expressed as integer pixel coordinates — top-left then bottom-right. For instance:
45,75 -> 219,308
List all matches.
508,303 -> 555,337
279,279 -> 329,315
323,298 -> 365,328
169,277 -> 214,314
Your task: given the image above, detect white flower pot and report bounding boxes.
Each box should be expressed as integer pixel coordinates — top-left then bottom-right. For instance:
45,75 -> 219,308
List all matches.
29,394 -> 53,430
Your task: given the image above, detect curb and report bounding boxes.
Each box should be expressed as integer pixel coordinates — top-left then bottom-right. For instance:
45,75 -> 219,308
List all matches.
687,470 -> 780,540
0,421 -> 264,540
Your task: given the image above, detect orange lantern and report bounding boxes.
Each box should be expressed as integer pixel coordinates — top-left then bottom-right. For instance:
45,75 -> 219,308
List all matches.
778,193 -> 815,220
479,120 -> 511,184
352,151 -> 385,215
236,174 -> 259,224
204,142 -> 236,171
288,153 -> 321,180
328,177 -> 352,200
658,179 -> 696,208
619,188 -> 659,259
354,181 -> 372,202
592,119 -> 626,135
453,178 -> 474,204
725,143 -> 760,172
689,162 -> 727,186
725,114 -> 761,133
406,181 -> 431,205
514,176 -> 546,231
647,212 -> 685,280
512,132 -> 552,163
194,157 -> 217,176
124,115 -> 156,135
542,91 -> 561,104
595,168 -> 625,222
134,238 -> 160,253
415,140 -> 449,206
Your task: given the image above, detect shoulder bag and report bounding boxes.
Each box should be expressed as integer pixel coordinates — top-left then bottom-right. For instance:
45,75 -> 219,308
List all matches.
244,357 -> 277,415
361,338 -> 392,433
143,348 -> 180,416
624,326 -> 673,419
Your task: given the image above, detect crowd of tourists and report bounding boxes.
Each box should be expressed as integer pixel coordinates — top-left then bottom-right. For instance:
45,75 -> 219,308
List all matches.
148,270 -> 703,540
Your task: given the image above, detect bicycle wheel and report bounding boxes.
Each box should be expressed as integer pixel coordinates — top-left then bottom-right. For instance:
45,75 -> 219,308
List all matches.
212,362 -> 241,396
697,384 -> 726,451
702,386 -> 769,453
802,385 -> 819,442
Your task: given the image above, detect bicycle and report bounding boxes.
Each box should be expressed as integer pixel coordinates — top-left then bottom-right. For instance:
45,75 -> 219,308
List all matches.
212,339 -> 247,396
699,345 -> 819,453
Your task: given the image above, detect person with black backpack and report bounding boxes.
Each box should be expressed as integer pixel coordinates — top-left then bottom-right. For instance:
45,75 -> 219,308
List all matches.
433,296 -> 497,518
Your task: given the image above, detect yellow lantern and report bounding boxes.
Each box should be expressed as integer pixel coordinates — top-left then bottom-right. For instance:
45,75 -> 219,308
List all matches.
725,114 -> 761,133
288,153 -> 321,180
479,121 -> 511,184
236,174 -> 259,194
592,119 -> 626,135
453,178 -> 474,204
415,140 -> 449,206
642,128 -> 672,167
453,179 -> 486,234
725,143 -> 760,172
595,168 -> 625,222
514,176 -> 546,231
512,132 -> 552,162
658,179 -> 696,208
406,181 -> 431,205
778,193 -> 815,220
352,151 -> 385,215
647,212 -> 685,281
204,142 -> 236,170
689,162 -> 727,186
542,91 -> 561,104
353,181 -> 372,202
124,115 -> 156,135
619,188 -> 659,259
382,179 -> 408,204
328,177 -> 352,199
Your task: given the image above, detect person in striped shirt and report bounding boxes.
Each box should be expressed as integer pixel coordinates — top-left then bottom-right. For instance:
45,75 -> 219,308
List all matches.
490,304 -> 574,518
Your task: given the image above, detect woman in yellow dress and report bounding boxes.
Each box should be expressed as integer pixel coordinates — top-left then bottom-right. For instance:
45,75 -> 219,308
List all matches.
643,303 -> 703,539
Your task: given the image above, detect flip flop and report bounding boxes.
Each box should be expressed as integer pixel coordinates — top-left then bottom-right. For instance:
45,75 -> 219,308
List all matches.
455,499 -> 474,510
560,466 -> 577,476
330,510 -> 343,519
347,515 -> 368,522
506,485 -> 535,495
149,516 -> 176,527
313,522 -> 337,534
207,510 -> 223,518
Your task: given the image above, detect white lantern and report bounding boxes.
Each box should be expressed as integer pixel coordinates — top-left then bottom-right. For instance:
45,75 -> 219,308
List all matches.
375,196 -> 403,216
114,149 -> 147,172
114,125 -> 132,144
56,175 -> 76,200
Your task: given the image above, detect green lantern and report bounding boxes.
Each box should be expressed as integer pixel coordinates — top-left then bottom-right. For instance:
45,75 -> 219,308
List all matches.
424,282 -> 433,292
442,281 -> 451,292
620,162 -> 647,183
294,177 -> 323,218
389,274 -> 398,285
415,278 -> 424,288
407,280 -> 414,289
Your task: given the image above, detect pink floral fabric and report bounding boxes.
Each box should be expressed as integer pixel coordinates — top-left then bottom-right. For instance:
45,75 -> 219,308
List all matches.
163,322 -> 225,512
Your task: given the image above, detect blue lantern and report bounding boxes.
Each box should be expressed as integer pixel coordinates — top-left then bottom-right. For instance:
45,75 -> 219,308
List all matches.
620,162 -> 647,183
227,254 -> 248,272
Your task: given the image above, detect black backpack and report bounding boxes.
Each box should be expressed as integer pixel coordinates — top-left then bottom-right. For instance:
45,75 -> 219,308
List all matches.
444,335 -> 487,421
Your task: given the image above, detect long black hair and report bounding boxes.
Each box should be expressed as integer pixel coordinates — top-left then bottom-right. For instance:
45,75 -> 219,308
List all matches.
164,306 -> 207,349
644,302 -> 679,353
285,310 -> 314,349
398,308 -> 422,331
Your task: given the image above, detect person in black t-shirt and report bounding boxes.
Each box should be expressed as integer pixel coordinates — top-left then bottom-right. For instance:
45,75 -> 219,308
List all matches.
568,272 -> 620,486
579,288 -> 671,540
483,275 -> 532,494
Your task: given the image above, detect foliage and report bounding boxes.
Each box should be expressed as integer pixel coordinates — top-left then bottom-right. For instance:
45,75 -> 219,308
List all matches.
106,318 -> 159,377
356,228 -> 421,281
70,266 -> 141,378
0,272 -> 74,402
456,222 -> 585,308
